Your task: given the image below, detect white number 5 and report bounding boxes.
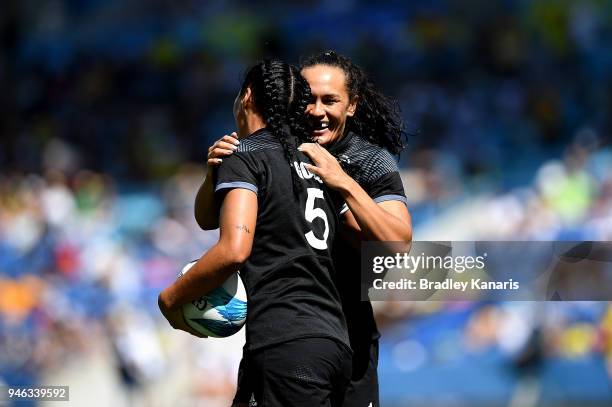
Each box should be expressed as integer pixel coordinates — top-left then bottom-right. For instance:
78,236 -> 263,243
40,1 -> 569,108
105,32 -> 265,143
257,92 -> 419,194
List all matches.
304,188 -> 329,250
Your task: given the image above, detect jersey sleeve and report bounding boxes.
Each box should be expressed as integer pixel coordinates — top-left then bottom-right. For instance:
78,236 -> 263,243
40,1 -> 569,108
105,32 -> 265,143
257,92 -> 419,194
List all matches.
368,171 -> 407,205
365,149 -> 407,201
340,149 -> 407,215
214,152 -> 260,202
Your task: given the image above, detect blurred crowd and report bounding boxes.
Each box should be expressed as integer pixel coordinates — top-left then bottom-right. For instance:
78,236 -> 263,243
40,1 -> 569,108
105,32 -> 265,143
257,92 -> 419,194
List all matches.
0,158 -> 231,405
407,131 -> 612,240
2,0 -> 612,181
1,0 -> 612,405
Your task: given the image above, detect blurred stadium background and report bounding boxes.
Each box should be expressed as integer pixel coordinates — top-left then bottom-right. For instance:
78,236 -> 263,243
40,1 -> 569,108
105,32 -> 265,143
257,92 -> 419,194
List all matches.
1,0 -> 612,406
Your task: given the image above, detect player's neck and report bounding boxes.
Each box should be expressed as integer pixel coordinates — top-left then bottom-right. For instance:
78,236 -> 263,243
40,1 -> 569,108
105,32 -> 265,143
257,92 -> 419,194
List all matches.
239,113 -> 266,138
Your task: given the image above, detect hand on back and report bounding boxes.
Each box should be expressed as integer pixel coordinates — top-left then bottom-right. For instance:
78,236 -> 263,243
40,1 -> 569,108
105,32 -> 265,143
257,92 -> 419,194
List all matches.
208,132 -> 239,166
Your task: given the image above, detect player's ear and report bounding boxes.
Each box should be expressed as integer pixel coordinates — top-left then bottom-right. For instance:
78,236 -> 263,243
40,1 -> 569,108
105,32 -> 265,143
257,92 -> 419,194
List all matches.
242,86 -> 254,108
347,95 -> 358,117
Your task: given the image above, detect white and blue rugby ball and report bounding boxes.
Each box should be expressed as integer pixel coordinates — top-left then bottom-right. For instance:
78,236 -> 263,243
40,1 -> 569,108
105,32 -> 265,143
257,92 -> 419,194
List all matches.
179,261 -> 247,338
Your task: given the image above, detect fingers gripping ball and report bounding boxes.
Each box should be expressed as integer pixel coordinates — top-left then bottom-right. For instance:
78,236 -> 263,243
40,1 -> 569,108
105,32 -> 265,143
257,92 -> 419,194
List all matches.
178,261 -> 247,338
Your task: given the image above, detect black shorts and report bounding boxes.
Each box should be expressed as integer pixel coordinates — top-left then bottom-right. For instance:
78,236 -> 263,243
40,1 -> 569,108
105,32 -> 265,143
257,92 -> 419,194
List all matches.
232,337 -> 352,407
342,339 -> 379,407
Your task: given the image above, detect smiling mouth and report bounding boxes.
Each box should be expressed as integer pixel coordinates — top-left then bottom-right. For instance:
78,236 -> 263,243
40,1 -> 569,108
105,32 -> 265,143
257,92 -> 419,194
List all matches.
312,122 -> 330,134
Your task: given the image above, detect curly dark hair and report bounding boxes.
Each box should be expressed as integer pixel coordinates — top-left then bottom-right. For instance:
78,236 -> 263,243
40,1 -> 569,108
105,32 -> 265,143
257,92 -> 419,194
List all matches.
240,59 -> 313,195
300,50 -> 406,155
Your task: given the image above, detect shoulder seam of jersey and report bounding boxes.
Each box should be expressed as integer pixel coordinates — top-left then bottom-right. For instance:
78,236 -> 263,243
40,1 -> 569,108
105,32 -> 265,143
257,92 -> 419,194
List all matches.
236,131 -> 281,153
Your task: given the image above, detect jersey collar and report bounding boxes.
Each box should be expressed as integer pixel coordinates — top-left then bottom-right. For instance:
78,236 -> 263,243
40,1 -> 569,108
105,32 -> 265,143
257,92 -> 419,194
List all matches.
326,130 -> 355,155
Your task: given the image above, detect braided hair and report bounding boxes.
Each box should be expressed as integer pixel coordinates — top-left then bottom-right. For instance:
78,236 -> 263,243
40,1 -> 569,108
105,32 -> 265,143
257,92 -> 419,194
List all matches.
300,50 -> 407,155
240,60 -> 313,195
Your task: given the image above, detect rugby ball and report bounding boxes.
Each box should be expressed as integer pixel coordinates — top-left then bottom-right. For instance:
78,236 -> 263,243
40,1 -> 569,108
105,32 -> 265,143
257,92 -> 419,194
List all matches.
179,261 -> 247,337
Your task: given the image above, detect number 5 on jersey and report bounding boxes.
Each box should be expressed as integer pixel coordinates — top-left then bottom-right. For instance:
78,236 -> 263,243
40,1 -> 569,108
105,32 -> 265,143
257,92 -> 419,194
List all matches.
304,188 -> 330,250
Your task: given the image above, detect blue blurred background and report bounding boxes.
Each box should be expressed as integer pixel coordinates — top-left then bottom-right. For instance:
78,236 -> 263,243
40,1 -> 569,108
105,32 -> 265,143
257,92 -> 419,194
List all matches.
1,1 -> 611,406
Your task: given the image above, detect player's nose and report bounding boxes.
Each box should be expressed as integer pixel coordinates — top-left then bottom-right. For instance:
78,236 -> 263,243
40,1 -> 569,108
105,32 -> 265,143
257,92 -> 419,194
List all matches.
308,101 -> 325,118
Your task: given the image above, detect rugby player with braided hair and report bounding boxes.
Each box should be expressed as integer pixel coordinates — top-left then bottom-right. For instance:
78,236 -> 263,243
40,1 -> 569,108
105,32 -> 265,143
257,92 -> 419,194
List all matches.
201,51 -> 412,407
160,59 -> 352,405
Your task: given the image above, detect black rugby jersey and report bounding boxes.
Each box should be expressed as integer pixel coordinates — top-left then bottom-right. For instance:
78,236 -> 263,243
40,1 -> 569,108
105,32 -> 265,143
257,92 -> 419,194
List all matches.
214,128 -> 349,351
327,131 -> 407,344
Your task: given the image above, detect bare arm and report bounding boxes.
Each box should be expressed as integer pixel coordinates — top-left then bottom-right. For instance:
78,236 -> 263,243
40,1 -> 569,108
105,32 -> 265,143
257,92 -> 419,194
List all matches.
194,133 -> 240,230
194,169 -> 219,230
161,188 -> 257,310
340,190 -> 412,250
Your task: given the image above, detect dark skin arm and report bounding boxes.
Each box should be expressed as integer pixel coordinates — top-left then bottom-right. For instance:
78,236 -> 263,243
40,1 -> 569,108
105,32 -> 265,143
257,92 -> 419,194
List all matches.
194,169 -> 218,230
160,188 -> 257,334
194,133 -> 240,230
339,200 -> 412,250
